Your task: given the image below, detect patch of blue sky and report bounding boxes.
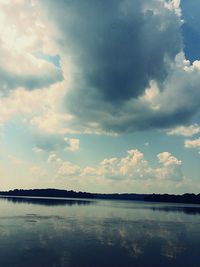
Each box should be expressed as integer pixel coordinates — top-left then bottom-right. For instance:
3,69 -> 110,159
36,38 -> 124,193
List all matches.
181,0 -> 200,61
33,51 -> 61,68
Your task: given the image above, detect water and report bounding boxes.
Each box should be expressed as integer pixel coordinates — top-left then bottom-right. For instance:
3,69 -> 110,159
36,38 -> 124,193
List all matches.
0,196 -> 200,267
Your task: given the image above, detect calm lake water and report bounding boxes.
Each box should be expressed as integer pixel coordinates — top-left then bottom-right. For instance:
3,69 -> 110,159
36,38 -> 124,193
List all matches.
0,196 -> 200,267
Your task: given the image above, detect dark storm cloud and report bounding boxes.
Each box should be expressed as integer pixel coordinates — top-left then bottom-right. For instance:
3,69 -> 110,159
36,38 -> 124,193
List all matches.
44,0 -> 181,102
40,0 -> 200,134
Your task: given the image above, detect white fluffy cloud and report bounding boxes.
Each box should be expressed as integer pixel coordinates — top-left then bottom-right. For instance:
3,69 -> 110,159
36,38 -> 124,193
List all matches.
0,147 -> 191,193
57,161 -> 81,176
157,152 -> 182,166
0,84 -> 74,135
53,149 -> 184,183
184,138 -> 200,150
97,150 -> 183,181
0,0 -> 73,136
0,0 -> 62,92
167,124 -> 200,136
44,148 -> 185,193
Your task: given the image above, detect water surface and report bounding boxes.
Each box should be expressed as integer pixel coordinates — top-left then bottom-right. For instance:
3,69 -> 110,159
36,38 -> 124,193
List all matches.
0,196 -> 200,267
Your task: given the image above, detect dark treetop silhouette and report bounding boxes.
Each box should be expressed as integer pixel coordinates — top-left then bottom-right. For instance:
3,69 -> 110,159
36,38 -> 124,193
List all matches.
0,189 -> 200,204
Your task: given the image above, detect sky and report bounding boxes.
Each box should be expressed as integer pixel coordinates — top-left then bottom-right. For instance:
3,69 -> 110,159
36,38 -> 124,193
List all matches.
0,0 -> 200,194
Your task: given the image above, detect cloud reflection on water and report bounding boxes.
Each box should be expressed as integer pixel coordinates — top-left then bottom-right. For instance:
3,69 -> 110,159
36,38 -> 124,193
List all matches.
0,197 -> 200,267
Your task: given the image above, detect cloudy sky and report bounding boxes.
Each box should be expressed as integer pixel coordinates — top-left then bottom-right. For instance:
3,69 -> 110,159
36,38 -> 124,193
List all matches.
0,0 -> 200,193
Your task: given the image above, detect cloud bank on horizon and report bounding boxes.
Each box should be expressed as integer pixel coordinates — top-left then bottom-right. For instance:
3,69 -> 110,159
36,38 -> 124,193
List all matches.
0,0 -> 200,193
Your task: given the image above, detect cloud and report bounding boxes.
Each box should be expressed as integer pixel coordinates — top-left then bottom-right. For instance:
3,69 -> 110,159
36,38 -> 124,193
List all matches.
54,149 -> 184,183
33,134 -> 80,154
8,155 -> 23,165
167,124 -> 200,136
32,147 -> 44,153
157,152 -> 182,166
46,0 -> 181,101
0,147 -> 189,193
29,0 -> 199,135
156,152 -> 182,181
98,150 -> 183,181
57,161 -> 81,176
0,1 -> 63,93
0,84 -> 66,124
164,0 -> 181,16
184,138 -> 200,149
29,165 -> 48,178
47,153 -> 62,164
0,84 -> 75,137
1,0 -> 200,137
47,153 -> 81,177
64,137 -> 80,152
30,112 -> 73,135
42,148 -> 185,192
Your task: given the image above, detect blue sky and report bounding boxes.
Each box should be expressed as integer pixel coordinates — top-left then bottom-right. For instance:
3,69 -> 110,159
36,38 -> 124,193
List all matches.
0,0 -> 200,193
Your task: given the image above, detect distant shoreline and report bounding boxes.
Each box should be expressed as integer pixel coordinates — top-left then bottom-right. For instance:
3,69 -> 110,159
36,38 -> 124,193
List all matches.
0,189 -> 200,205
